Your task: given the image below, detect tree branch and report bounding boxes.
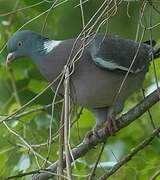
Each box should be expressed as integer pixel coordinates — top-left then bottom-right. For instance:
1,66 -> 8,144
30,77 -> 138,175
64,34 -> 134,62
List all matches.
98,126 -> 160,180
32,88 -> 160,180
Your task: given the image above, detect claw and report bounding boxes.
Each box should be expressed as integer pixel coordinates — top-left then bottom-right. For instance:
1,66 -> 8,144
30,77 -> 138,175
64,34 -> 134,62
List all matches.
106,116 -> 117,135
84,127 -> 101,142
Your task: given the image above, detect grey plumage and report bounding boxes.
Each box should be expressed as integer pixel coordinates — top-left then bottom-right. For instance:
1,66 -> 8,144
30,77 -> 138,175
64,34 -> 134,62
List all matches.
6,31 -> 159,136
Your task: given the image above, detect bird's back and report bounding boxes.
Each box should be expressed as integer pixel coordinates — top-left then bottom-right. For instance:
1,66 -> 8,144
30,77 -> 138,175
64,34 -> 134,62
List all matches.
36,34 -> 152,108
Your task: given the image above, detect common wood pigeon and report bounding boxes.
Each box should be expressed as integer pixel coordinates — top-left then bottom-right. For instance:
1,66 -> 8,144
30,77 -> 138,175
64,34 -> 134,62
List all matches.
6,31 -> 160,137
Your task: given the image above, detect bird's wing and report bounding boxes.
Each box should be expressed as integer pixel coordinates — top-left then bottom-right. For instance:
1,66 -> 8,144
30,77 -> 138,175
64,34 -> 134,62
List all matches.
88,34 -> 151,73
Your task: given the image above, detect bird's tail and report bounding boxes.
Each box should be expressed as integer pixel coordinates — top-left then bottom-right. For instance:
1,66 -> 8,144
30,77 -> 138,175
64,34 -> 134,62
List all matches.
145,40 -> 160,60
153,45 -> 160,59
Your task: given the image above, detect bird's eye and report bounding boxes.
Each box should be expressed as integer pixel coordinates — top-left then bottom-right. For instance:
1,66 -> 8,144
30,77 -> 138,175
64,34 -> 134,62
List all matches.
17,41 -> 22,47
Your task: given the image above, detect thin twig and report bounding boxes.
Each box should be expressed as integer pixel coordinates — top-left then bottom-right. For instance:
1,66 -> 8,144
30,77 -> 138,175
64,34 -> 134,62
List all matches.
46,71 -> 65,165
3,122 -> 52,167
2,169 -> 68,180
0,0 -> 48,17
0,72 -> 63,124
7,62 -> 21,106
0,0 -> 69,55
58,103 -> 64,180
64,66 -> 72,180
41,0 -> 59,33
141,88 -> 158,134
98,126 -> 160,180
15,99 -> 63,119
88,143 -> 106,180
150,169 -> 160,180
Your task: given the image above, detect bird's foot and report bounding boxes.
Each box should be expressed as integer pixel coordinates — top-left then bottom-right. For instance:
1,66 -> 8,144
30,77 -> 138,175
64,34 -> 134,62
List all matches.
84,127 -> 101,142
105,115 -> 118,135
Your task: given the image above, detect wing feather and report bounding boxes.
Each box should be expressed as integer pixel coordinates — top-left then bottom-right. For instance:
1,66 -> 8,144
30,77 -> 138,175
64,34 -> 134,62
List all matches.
88,34 -> 151,73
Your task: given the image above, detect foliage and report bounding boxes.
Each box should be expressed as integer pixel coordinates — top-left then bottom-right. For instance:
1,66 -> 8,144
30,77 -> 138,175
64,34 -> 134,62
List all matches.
0,0 -> 160,179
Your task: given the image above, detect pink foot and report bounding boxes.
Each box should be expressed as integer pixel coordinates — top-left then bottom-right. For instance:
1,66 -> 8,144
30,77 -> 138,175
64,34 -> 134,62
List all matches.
84,128 -> 100,142
106,116 -> 118,135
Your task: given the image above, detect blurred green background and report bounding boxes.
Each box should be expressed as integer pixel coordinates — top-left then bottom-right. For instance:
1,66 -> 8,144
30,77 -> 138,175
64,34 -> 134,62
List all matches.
0,0 -> 160,179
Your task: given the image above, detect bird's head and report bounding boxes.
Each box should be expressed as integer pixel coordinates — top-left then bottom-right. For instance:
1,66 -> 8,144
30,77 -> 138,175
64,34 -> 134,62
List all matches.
6,30 -> 48,66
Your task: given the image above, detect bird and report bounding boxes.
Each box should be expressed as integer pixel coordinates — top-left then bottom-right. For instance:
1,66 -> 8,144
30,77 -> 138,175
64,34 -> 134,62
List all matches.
6,30 -> 160,139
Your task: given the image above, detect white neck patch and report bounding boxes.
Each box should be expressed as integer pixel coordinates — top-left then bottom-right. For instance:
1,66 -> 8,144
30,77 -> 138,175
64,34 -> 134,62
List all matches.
43,40 -> 62,53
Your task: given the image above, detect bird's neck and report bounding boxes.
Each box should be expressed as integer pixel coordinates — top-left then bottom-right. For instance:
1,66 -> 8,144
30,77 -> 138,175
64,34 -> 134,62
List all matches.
43,40 -> 62,54
31,39 -> 66,83
29,39 -> 59,65
30,39 -> 62,58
